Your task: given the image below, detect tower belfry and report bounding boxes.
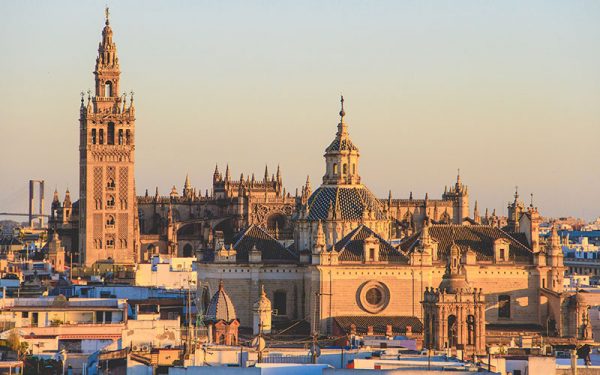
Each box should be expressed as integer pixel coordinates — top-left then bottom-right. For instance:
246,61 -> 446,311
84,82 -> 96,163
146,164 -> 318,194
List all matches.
79,9 -> 138,266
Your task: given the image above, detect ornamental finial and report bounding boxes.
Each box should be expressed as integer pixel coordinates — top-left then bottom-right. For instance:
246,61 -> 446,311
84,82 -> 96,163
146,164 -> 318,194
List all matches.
339,94 -> 345,119
105,6 -> 110,25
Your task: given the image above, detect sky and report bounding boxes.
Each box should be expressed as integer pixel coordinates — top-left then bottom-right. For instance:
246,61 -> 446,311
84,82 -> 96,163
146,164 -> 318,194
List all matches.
1,1 -> 599,221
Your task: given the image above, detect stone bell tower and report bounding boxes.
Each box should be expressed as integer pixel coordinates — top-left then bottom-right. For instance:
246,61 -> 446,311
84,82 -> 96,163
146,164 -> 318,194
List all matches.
79,8 -> 138,266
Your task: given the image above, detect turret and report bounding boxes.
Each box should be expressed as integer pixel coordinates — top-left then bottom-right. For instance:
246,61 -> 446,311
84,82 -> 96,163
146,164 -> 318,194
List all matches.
322,96 -> 361,185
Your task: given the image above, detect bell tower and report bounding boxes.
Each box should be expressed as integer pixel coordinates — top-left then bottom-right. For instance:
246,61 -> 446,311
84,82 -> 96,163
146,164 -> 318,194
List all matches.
79,8 -> 138,266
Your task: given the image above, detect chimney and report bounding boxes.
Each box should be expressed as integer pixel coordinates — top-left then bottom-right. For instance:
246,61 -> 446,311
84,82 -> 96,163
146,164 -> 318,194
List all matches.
367,325 -> 374,336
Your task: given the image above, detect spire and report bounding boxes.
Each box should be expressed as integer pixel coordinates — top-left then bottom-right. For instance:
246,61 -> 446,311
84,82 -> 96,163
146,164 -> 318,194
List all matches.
315,220 -> 325,249
155,186 -> 160,199
264,165 -> 269,182
474,200 -> 479,217
63,189 -> 72,207
53,189 -> 60,203
184,174 -> 191,189
213,164 -> 220,182
95,7 -> 120,100
530,193 -> 534,208
276,164 -> 281,182
225,164 -> 231,181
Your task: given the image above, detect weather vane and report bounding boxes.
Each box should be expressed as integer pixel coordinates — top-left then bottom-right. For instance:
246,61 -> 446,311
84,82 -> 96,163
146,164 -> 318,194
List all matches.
105,6 -> 110,22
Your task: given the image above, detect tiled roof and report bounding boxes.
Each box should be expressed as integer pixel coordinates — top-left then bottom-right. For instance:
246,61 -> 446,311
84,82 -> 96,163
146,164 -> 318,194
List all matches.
231,225 -> 298,263
333,316 -> 423,334
333,225 -> 408,263
325,137 -> 359,153
399,225 -> 533,263
306,185 -> 387,221
205,282 -> 237,323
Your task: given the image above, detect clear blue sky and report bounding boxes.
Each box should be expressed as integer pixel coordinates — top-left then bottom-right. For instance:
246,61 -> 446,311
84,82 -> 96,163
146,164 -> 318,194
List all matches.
1,1 -> 599,220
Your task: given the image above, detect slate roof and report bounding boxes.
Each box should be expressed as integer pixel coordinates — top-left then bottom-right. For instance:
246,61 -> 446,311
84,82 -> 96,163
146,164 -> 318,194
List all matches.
333,316 -> 423,334
306,185 -> 387,221
400,224 -> 533,263
230,224 -> 298,263
333,225 -> 409,263
205,282 -> 237,323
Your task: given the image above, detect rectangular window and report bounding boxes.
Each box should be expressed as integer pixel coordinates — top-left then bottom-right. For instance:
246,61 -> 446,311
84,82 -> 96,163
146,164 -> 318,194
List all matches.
498,295 -> 511,319
369,248 -> 375,261
499,249 -> 505,261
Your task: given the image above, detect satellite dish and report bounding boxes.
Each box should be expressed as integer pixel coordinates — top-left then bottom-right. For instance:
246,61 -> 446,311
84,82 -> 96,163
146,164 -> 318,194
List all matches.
251,336 -> 266,352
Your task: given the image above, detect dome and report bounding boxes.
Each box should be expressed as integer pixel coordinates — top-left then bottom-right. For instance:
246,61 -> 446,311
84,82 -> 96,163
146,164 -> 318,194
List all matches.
439,274 -> 471,294
306,185 -> 387,221
205,281 -> 237,323
253,285 -> 272,311
325,136 -> 359,153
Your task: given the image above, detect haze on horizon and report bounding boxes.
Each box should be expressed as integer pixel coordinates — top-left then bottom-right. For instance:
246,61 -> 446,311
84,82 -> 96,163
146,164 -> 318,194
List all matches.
0,1 -> 599,221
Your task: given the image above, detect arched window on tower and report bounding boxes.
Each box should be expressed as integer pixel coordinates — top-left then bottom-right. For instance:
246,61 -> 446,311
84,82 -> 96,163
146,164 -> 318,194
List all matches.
107,178 -> 115,190
352,164 -> 356,174
126,130 -> 131,145
333,163 -> 338,175
107,123 -> 115,145
99,129 -> 104,144
105,81 -> 113,97
343,163 -> 347,175
91,129 -> 97,144
118,129 -> 123,145
106,215 -> 115,228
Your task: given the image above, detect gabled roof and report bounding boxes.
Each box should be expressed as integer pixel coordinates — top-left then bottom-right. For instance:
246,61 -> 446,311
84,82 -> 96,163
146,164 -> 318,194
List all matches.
231,225 -> 298,263
400,224 -> 533,263
333,224 -> 409,263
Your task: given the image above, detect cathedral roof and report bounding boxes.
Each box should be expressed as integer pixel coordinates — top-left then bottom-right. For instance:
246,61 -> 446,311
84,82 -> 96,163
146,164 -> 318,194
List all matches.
306,185 -> 387,221
400,225 -> 533,262
231,225 -> 298,263
205,281 -> 237,323
333,224 -> 408,263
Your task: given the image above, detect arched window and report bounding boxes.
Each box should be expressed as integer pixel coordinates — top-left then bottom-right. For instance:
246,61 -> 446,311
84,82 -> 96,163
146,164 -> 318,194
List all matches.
126,130 -> 131,145
106,215 -> 115,226
274,290 -> 287,315
183,243 -> 193,257
107,178 -> 115,189
107,122 -> 115,145
105,81 -> 113,97
107,195 -> 115,208
118,129 -> 123,145
333,163 -> 338,175
343,164 -> 347,175
447,315 -> 457,347
352,164 -> 356,174
498,295 -> 511,318
91,129 -> 97,144
99,129 -> 104,144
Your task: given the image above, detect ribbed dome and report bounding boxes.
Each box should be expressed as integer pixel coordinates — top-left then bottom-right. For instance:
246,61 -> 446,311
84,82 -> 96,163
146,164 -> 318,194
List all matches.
306,185 -> 387,221
325,136 -> 359,153
205,281 -> 237,322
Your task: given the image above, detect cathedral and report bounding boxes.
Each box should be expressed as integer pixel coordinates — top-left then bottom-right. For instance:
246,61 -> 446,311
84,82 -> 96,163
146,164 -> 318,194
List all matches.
48,10 -> 591,352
